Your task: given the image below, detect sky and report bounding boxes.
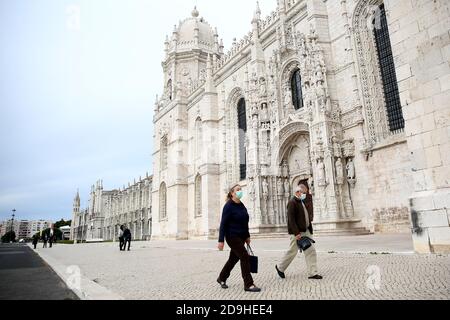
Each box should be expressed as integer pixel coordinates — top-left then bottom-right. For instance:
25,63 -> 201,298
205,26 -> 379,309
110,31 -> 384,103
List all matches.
0,0 -> 276,222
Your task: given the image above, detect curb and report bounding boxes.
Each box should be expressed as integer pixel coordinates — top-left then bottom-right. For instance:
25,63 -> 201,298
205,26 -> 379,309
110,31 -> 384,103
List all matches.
29,244 -> 124,300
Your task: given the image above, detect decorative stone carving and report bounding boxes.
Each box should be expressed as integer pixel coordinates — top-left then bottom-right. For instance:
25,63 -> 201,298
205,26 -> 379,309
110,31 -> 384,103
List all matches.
284,85 -> 292,109
199,69 -> 206,84
354,0 -> 392,146
342,139 -> 356,158
341,106 -> 365,129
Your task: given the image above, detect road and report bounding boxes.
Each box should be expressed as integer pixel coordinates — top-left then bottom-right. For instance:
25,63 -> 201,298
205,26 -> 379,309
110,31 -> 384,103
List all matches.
0,243 -> 79,300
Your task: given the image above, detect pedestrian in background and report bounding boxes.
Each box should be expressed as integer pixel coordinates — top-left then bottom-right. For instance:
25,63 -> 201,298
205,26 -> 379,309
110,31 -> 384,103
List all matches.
32,234 -> 39,250
119,225 -> 125,251
123,226 -> 132,251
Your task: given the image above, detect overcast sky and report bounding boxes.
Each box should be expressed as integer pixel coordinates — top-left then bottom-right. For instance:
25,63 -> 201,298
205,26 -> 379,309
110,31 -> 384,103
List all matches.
0,0 -> 276,222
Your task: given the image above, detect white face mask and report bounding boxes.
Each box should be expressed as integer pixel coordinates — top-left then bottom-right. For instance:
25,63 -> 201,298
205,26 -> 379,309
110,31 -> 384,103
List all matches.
295,193 -> 307,201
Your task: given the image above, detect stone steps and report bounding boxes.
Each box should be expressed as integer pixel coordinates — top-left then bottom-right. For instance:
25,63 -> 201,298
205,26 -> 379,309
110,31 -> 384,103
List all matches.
315,228 -> 373,237
250,228 -> 373,239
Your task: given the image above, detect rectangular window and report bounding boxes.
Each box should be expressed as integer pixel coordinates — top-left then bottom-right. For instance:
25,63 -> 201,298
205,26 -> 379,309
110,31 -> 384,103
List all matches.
373,4 -> 405,132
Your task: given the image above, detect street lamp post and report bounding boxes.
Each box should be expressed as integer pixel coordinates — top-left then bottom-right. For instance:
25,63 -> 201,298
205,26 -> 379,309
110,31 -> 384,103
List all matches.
10,209 -> 16,242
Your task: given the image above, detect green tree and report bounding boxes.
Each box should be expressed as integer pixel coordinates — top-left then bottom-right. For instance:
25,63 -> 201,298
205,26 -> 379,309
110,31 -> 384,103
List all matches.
34,228 -> 63,241
1,231 -> 16,243
54,219 -> 72,229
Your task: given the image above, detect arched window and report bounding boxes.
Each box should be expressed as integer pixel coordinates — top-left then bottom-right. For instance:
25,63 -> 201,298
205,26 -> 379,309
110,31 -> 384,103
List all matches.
291,69 -> 304,110
372,4 -> 405,132
159,183 -> 167,221
237,98 -> 247,181
161,136 -> 168,171
195,175 -> 202,217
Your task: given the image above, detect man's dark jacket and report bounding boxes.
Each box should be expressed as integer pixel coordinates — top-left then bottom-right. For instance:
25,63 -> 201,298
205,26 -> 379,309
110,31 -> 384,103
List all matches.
287,195 -> 314,236
123,229 -> 132,240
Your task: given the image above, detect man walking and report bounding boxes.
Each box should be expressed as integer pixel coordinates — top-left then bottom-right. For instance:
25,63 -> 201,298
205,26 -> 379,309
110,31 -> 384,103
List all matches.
42,233 -> 48,248
276,184 -> 323,280
32,234 -> 39,250
123,226 -> 132,251
49,225 -> 55,248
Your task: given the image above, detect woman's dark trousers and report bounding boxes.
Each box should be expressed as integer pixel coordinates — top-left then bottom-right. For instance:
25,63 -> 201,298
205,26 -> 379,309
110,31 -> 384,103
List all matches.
119,237 -> 124,251
219,237 -> 254,289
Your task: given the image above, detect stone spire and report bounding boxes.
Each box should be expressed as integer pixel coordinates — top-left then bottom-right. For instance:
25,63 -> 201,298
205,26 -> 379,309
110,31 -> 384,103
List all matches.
252,1 -> 261,23
74,190 -> 80,206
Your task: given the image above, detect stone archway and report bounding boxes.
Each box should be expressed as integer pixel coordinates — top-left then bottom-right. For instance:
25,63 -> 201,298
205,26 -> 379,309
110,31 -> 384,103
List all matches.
273,121 -> 310,167
279,131 -> 313,196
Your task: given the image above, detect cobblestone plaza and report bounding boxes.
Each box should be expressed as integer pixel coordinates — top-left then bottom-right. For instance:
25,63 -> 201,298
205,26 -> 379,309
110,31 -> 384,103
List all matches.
33,235 -> 450,300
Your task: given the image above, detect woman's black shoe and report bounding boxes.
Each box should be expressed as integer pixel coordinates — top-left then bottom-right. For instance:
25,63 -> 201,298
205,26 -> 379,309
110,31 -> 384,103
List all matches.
217,279 -> 228,289
275,265 -> 286,279
244,285 -> 261,293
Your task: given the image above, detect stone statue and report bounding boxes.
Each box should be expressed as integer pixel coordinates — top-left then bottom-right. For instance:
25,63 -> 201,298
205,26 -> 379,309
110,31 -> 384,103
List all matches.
346,158 -> 356,181
284,86 -> 292,109
262,104 -> 269,121
332,136 -> 342,158
277,178 -> 284,196
187,77 -> 193,93
248,179 -> 255,201
176,81 -> 183,98
262,178 -> 269,199
282,160 -> 289,177
284,179 -> 290,196
316,82 -> 326,107
336,158 -> 344,185
317,159 -> 326,186
308,177 -> 315,195
252,116 -> 259,130
259,77 -> 267,97
316,64 -> 324,82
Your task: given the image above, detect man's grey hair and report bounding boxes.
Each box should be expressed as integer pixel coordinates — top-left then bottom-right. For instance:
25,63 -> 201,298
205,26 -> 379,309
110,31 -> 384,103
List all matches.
295,184 -> 308,193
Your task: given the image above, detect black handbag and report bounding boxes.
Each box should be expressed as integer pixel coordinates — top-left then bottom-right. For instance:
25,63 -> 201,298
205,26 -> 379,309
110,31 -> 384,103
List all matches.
246,244 -> 258,274
297,237 -> 316,252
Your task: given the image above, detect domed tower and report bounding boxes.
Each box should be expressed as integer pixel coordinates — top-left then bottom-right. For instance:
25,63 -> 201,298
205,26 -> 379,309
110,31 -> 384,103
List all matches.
153,8 -> 222,240
159,7 -> 222,105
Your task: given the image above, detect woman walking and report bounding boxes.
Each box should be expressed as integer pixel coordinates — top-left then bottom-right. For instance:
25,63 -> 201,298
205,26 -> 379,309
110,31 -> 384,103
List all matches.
217,184 -> 261,293
118,226 -> 125,251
